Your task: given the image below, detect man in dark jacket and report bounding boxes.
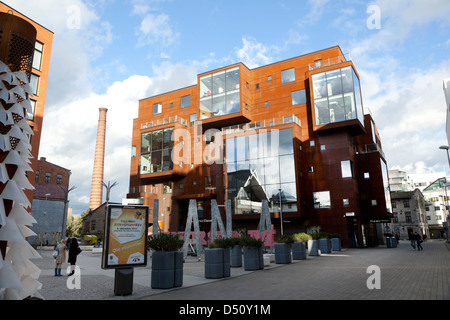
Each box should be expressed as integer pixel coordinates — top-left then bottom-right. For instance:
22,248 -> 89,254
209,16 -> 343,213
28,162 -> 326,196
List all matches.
413,232 -> 423,251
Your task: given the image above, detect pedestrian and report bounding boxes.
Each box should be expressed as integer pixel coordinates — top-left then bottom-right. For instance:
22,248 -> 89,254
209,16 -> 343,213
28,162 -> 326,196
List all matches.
409,233 -> 416,250
414,232 -> 423,251
67,237 -> 81,276
54,239 -> 66,276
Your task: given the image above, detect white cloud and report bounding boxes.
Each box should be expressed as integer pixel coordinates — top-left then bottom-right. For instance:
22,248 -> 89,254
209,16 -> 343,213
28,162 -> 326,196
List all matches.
236,38 -> 274,69
137,13 -> 178,48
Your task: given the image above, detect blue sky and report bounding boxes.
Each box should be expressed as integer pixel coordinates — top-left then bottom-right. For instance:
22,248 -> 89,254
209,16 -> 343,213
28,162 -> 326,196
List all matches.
4,0 -> 450,215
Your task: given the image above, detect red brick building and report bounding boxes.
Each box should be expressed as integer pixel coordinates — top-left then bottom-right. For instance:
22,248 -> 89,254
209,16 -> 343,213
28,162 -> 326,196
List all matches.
127,46 -> 392,248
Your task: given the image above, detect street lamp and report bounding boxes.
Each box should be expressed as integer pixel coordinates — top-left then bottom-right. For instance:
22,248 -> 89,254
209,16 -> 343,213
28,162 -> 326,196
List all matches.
61,186 -> 76,240
439,145 -> 450,170
279,188 -> 284,235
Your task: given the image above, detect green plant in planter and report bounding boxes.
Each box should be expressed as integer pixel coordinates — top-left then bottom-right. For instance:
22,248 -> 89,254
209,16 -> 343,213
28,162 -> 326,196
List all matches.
239,236 -> 264,247
309,232 -> 321,240
148,233 -> 184,251
293,233 -> 312,242
276,234 -> 295,243
208,237 -> 234,249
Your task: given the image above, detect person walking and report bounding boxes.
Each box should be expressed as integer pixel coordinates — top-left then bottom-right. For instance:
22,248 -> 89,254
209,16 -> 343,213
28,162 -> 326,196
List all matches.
409,232 -> 416,250
54,239 -> 66,276
67,237 -> 81,276
414,232 -> 423,251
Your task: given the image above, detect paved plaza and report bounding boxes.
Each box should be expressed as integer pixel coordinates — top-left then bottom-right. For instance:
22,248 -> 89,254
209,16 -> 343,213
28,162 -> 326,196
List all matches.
31,239 -> 450,301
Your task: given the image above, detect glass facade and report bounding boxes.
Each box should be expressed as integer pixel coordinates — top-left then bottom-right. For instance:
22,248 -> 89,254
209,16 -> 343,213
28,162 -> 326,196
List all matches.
312,66 -> 364,127
140,127 -> 174,174
225,128 -> 297,214
199,66 -> 240,119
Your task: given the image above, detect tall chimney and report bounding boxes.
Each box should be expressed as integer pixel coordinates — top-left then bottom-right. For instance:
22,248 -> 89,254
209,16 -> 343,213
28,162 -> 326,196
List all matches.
89,108 -> 108,211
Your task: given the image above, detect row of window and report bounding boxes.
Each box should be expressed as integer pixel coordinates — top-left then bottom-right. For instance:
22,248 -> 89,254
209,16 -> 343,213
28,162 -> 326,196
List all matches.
314,190 -> 378,209
35,171 -> 63,184
152,95 -> 191,115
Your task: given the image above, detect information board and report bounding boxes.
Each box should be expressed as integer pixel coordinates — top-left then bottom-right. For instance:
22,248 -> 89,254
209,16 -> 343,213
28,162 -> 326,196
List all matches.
102,204 -> 148,269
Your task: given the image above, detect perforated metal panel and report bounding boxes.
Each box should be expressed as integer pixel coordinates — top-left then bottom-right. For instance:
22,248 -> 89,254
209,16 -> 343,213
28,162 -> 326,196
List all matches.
0,12 -> 37,81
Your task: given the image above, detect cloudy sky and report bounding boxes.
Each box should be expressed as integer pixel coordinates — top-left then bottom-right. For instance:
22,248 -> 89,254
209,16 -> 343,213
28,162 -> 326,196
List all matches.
4,0 -> 450,215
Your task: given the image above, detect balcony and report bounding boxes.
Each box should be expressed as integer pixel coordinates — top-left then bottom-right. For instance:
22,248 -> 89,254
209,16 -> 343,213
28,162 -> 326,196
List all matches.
308,53 -> 352,71
141,115 -> 186,130
221,114 -> 301,135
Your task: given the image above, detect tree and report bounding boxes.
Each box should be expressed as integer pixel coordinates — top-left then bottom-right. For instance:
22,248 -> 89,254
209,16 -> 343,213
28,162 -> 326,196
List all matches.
66,211 -> 86,238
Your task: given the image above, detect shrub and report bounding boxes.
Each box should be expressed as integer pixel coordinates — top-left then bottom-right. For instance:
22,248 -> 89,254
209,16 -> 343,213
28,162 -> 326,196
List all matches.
238,236 -> 264,248
148,233 -> 184,251
293,233 -> 312,242
208,237 -> 234,248
276,234 -> 295,243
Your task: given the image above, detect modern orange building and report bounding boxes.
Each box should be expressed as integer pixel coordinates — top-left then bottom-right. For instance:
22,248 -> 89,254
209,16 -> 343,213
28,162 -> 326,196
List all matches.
128,46 -> 392,248
0,1 -> 54,209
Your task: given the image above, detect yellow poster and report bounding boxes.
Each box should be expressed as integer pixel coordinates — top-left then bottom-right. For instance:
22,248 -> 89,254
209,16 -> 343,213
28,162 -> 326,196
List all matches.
103,205 -> 148,268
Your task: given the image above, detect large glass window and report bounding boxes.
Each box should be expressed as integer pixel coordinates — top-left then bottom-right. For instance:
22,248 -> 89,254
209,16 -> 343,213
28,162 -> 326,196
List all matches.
291,89 -> 307,105
312,66 -> 364,127
181,95 -> 191,108
140,127 -> 174,174
341,160 -> 354,178
281,68 -> 295,84
314,191 -> 331,209
226,128 -> 297,214
199,66 -> 240,119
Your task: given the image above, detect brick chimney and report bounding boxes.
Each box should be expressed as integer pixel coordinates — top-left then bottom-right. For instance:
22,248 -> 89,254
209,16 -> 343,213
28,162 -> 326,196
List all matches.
89,108 -> 108,211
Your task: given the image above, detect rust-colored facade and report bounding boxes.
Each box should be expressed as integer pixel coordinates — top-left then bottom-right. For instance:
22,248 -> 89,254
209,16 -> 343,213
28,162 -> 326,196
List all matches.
0,2 -> 54,211
128,46 -> 392,248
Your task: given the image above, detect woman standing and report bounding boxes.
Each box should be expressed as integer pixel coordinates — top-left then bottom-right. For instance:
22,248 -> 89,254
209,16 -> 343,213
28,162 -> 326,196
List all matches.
67,237 -> 81,276
54,239 -> 66,276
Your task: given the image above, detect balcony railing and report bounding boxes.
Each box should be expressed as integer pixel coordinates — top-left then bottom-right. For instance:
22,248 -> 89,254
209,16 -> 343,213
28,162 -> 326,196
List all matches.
141,115 -> 186,130
357,143 -> 385,159
221,114 -> 301,135
308,53 -> 352,71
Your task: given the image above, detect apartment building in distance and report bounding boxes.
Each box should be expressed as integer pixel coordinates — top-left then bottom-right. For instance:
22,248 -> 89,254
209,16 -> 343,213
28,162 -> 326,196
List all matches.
0,1 -> 54,209
128,46 -> 392,248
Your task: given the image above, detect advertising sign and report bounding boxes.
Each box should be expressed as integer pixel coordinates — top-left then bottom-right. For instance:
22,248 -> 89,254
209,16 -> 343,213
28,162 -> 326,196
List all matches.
102,204 -> 149,269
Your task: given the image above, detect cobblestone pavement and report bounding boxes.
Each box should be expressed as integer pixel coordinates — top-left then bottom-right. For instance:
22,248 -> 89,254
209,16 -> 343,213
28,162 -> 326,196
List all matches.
32,240 -> 450,301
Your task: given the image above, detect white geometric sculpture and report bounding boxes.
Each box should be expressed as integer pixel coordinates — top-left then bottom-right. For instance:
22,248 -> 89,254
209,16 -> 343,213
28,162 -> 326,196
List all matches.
0,61 -> 41,300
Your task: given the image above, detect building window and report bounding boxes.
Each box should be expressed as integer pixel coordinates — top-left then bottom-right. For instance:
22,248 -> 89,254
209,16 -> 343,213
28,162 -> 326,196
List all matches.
35,171 -> 39,183
314,191 -> 331,209
131,146 -> 136,157
405,212 -> 412,222
281,68 -> 295,84
403,200 -> 410,208
371,200 -> 377,206
311,66 -> 364,127
199,66 -> 240,119
291,89 -> 307,105
30,74 -> 39,95
163,182 -> 172,193
45,173 -> 51,183
140,127 -> 174,174
308,166 -> 314,173
343,198 -> 349,206
341,160 -> 354,178
267,75 -> 272,81
320,145 -> 326,151
170,102 -> 173,108
28,100 -> 36,121
364,172 -> 370,179
181,95 -> 191,108
264,101 -> 269,107
189,113 -> 197,126
56,175 -> 62,184
226,128 -> 296,214
392,213 -> 398,223
32,41 -> 43,70
392,201 -> 397,208
153,102 -> 162,115
310,140 -> 315,147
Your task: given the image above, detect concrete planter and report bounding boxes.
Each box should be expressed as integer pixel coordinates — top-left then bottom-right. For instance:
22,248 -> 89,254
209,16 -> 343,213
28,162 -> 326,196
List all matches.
319,238 -> 332,254
274,243 -> 292,264
243,246 -> 264,271
292,241 -> 307,260
308,239 -> 320,256
331,237 -> 341,251
230,245 -> 242,268
151,251 -> 183,289
204,248 -> 231,279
